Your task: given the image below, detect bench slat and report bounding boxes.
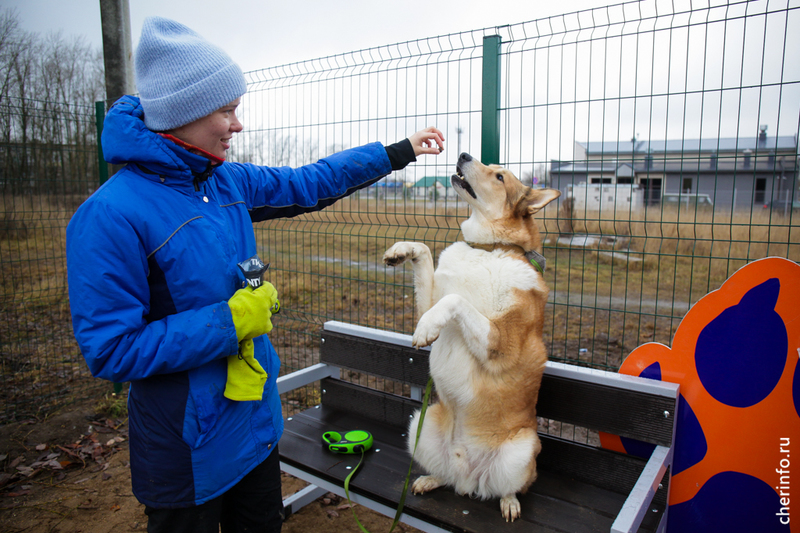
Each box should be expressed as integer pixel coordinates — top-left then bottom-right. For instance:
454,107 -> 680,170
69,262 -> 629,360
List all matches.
538,434 -> 669,512
537,376 -> 676,446
321,377 -> 421,430
321,330 -> 431,387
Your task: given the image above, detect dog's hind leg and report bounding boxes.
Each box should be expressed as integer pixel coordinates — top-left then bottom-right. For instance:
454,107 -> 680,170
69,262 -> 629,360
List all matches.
407,404 -> 451,494
383,242 -> 435,315
493,428 -> 540,522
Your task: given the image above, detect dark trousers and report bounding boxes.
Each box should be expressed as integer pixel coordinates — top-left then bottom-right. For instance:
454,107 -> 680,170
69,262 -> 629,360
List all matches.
145,447 -> 283,533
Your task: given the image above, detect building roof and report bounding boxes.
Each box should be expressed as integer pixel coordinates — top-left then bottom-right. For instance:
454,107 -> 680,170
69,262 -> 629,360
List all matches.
413,176 -> 452,188
369,181 -> 404,188
552,157 -> 797,175
578,134 -> 797,156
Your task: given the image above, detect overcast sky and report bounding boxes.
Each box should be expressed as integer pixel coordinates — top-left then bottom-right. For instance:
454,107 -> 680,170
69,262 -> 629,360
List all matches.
6,0 -> 616,72
6,0 -> 796,167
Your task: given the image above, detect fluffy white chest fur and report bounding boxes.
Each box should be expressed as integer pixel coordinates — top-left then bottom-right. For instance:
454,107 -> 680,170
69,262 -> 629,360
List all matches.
428,242 -> 545,407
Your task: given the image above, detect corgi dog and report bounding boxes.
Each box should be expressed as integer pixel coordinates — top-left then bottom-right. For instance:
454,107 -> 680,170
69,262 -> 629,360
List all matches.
383,153 -> 560,521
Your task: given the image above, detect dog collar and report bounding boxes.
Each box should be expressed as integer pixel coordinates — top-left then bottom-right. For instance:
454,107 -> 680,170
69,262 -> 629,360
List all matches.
524,250 -> 546,275
465,242 -> 546,275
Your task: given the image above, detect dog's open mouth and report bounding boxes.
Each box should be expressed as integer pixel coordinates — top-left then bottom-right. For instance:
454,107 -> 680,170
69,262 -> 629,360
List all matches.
451,167 -> 476,199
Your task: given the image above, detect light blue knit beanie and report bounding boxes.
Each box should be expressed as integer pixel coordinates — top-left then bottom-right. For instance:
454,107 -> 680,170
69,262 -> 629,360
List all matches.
135,17 -> 247,131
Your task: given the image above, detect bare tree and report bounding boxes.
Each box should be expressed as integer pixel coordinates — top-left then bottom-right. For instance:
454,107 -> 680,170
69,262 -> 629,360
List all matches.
0,10 -> 21,106
0,8 -> 105,195
534,163 -> 550,187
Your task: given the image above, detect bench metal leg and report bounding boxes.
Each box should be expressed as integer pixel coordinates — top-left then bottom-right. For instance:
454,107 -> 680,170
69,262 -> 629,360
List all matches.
282,483 -> 329,517
410,384 -> 423,401
280,461 -> 452,533
277,363 -> 340,394
611,445 -> 672,533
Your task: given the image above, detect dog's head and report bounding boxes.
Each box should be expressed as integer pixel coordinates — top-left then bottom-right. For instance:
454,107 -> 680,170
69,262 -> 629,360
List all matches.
451,153 -> 561,249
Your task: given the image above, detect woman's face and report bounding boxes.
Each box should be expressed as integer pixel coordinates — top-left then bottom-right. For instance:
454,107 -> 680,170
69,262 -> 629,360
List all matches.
169,98 -> 243,160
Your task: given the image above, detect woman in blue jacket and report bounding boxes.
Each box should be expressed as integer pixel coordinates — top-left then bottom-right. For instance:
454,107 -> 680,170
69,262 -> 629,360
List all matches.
66,17 -> 444,533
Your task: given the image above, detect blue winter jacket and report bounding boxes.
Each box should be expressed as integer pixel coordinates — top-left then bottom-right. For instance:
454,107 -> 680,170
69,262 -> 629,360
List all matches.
66,95 -> 392,508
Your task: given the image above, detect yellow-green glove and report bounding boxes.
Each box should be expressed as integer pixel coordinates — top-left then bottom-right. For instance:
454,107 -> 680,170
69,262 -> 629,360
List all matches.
224,339 -> 268,401
228,282 -> 279,342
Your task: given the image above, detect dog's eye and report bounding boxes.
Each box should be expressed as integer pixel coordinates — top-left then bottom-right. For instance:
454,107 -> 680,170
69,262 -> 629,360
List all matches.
496,173 -> 504,182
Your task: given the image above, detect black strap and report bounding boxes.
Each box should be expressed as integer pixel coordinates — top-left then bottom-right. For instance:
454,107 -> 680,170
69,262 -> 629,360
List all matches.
193,161 -> 215,191
384,138 -> 416,171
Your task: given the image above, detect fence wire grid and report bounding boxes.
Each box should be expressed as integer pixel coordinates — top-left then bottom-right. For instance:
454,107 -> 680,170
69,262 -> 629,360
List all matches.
1,0 -> 799,422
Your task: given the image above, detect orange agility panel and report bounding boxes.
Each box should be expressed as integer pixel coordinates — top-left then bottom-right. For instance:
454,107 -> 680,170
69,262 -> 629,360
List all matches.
600,256 -> 800,532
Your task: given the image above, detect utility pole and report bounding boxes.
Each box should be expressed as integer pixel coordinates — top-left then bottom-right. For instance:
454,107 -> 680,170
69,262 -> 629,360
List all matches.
100,0 -> 134,106
99,0 -> 134,176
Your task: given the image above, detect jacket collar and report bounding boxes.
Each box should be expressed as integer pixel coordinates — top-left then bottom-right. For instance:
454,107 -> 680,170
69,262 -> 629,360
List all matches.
158,133 -> 225,166
101,96 -> 223,190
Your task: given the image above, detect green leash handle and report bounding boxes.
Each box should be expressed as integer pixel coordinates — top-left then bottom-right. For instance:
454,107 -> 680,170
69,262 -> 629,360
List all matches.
322,430 -> 373,454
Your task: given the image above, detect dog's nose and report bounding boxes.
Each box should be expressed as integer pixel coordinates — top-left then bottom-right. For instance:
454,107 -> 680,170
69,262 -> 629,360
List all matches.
459,152 -> 472,163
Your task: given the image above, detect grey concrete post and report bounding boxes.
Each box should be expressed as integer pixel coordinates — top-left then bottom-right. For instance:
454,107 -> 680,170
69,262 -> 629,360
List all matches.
99,0 -> 134,175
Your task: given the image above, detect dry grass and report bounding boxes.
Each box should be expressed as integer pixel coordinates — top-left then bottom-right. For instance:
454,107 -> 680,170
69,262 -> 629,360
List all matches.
1,194 -> 102,423
265,197 -> 799,371
560,206 -> 799,265
2,192 -> 798,420
541,203 -> 799,368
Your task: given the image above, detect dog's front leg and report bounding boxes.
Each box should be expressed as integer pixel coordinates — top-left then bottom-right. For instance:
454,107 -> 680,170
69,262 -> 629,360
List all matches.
412,294 -> 492,357
383,242 -> 435,315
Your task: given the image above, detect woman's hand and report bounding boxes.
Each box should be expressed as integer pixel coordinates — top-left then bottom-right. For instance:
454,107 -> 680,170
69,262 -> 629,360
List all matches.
408,127 -> 445,156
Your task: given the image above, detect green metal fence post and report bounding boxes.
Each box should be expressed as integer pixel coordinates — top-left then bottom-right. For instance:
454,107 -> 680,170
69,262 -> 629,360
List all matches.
481,35 -> 501,165
95,100 -> 109,185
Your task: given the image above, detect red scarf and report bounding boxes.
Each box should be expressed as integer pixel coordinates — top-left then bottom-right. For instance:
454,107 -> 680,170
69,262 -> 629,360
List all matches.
158,133 -> 225,166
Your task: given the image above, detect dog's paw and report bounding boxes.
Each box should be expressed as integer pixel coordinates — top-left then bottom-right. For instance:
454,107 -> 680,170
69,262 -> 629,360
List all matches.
383,242 -> 427,267
500,495 -> 521,522
383,242 -> 413,267
412,301 -> 453,347
412,318 -> 441,348
411,475 -> 443,495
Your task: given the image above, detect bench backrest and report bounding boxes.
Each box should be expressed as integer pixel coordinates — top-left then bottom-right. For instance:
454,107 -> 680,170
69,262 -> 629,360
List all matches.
320,321 -> 679,446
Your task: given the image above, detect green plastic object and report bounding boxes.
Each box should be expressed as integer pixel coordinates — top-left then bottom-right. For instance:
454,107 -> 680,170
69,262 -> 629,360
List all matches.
322,430 -> 374,454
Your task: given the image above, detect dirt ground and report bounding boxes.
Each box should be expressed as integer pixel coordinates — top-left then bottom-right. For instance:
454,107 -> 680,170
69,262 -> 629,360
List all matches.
0,399 -> 420,533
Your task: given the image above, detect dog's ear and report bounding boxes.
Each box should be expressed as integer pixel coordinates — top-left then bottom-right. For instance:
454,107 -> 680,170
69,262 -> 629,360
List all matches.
516,188 -> 561,217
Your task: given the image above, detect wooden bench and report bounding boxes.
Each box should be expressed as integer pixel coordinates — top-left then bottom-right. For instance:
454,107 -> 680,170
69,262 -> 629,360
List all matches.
278,321 -> 679,533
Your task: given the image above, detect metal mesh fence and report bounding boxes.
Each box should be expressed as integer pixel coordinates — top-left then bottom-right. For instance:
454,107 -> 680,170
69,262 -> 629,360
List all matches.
0,0 -> 798,422
1,98 -> 104,422
233,0 -> 799,390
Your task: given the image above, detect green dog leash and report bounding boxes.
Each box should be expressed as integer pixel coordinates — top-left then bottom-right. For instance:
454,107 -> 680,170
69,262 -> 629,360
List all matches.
323,376 -> 434,533
390,376 -> 434,532
322,429 -> 375,533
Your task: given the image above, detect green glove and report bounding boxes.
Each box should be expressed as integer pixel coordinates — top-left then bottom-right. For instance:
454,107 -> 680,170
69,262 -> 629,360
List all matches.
228,282 -> 279,342
224,339 -> 267,401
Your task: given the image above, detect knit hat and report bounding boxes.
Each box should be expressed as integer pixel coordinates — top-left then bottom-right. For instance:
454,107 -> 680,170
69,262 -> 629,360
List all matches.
134,17 -> 247,131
